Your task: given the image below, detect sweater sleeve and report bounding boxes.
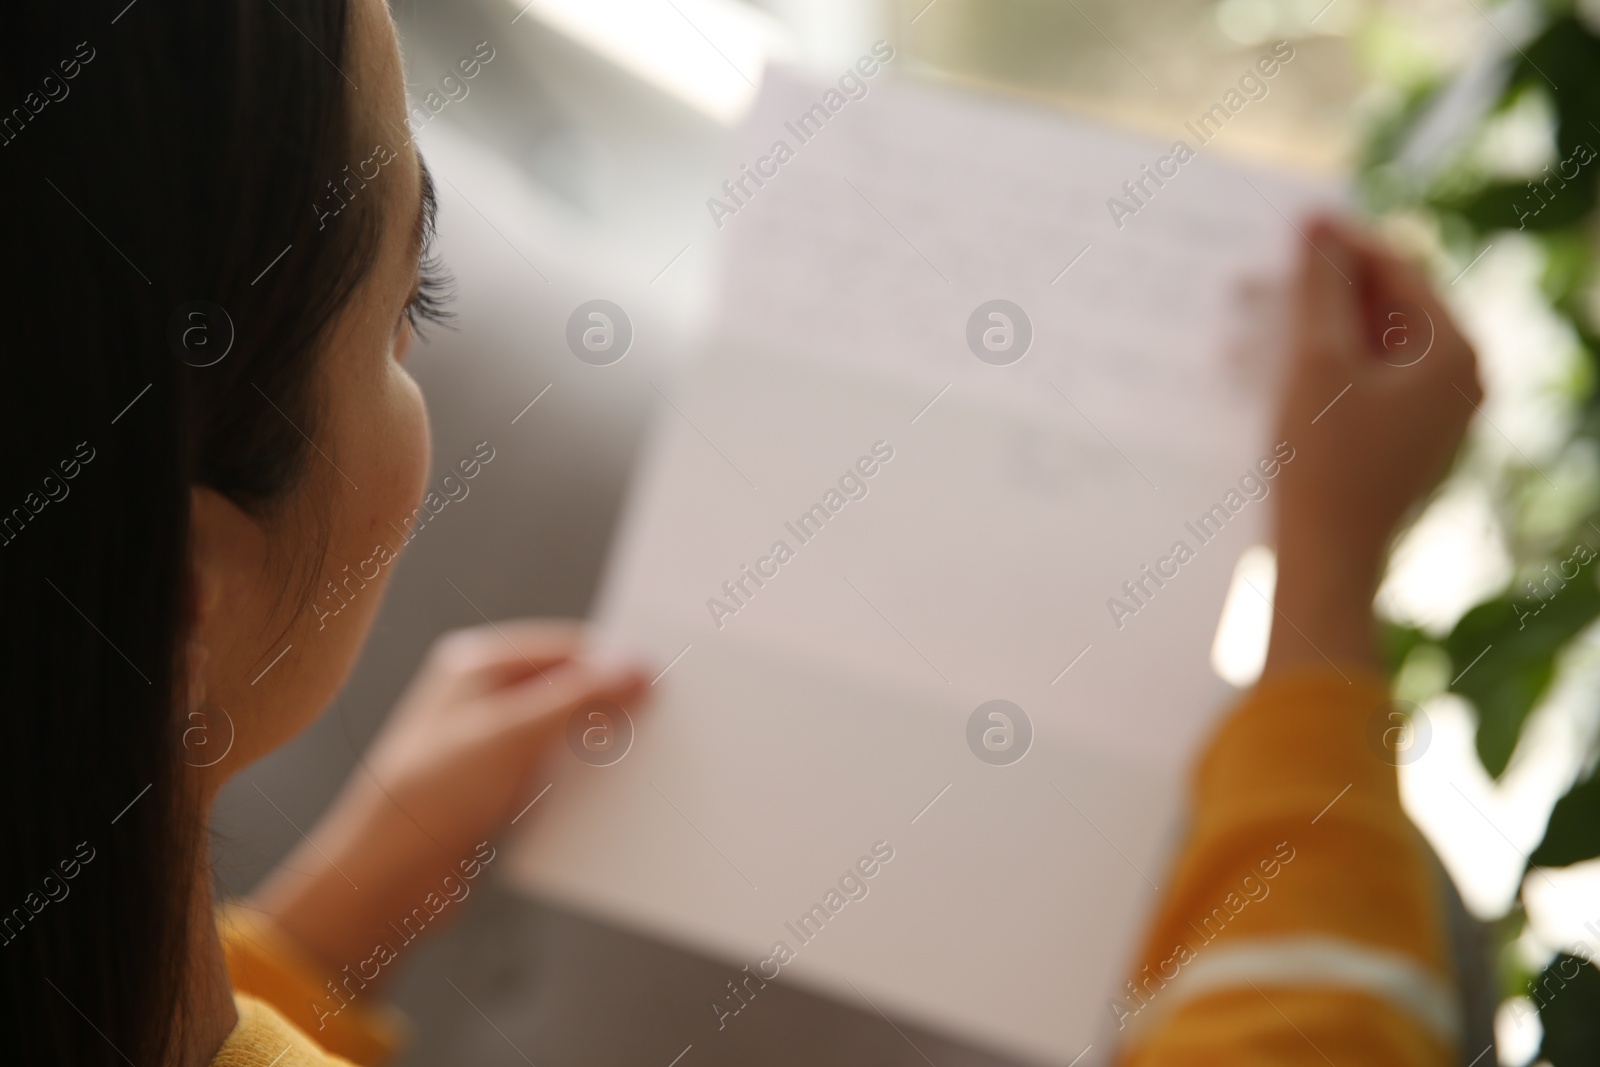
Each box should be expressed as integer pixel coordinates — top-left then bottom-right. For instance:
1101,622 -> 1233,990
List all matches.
217,904 -> 408,1067
1113,664 -> 1460,1066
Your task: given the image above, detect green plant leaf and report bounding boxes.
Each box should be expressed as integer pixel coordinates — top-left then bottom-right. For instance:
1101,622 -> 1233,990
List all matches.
1422,18 -> 1600,241
1381,621 -> 1430,676
1446,569 -> 1600,777
1517,17 -> 1600,158
1537,954 -> 1600,1065
1435,180 -> 1592,233
1531,768 -> 1600,867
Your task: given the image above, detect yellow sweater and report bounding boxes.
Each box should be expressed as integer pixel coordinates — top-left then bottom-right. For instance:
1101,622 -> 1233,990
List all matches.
213,665 -> 1455,1066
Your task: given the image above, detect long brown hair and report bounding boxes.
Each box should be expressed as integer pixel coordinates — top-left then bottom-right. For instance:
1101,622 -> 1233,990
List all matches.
1,1 -> 381,1062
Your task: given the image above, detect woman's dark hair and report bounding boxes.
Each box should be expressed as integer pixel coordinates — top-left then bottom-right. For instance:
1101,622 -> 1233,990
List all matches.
2,1 -> 380,1063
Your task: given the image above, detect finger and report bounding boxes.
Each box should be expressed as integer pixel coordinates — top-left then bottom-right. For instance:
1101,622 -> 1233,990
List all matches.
428,619 -> 586,687
1326,224 -> 1471,354
1358,241 -> 1480,397
442,618 -> 585,663
1308,218 -> 1435,359
1296,216 -> 1364,367
490,657 -> 653,739
479,623 -> 652,694
1317,215 -> 1392,263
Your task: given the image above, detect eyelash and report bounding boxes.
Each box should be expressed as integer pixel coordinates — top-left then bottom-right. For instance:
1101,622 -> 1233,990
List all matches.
402,251 -> 456,337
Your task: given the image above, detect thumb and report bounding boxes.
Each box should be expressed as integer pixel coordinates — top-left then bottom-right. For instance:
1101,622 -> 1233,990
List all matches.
492,659 -> 649,738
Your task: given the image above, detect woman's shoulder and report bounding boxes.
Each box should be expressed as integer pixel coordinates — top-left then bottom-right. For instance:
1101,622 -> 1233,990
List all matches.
211,994 -> 364,1067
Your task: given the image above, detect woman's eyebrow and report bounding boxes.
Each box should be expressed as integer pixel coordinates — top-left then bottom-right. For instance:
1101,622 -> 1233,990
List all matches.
409,156 -> 438,264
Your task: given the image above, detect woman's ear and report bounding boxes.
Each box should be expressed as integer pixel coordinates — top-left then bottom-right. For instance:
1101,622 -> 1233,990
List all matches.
186,487 -> 270,707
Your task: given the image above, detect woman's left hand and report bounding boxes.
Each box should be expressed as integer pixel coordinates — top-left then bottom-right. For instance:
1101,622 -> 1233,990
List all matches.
248,619 -> 650,983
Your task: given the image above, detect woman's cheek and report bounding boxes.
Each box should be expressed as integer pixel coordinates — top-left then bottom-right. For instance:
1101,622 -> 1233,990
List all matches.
387,363 -> 431,534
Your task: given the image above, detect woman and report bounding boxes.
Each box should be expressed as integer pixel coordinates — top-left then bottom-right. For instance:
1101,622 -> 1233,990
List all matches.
1,1 -> 1480,1064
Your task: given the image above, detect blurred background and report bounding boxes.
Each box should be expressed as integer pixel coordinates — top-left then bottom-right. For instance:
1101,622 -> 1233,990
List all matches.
211,0 -> 1600,1063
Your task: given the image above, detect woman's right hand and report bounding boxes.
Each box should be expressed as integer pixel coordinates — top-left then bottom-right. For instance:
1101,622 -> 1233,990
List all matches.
249,620 -> 650,986
1266,218 -> 1481,672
